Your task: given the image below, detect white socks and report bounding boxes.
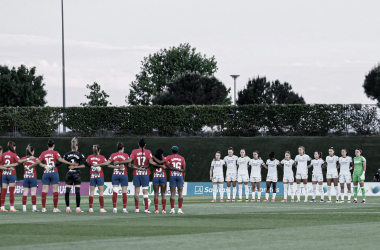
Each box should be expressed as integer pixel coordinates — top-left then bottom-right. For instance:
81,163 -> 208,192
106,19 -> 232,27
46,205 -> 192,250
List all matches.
305,187 -> 308,200
33,205 -> 36,210
258,190 -> 261,200
284,184 -> 288,200
244,184 -> 249,199
290,185 -> 294,199
219,183 -> 224,200
312,184 -> 317,199
265,193 -> 269,200
327,186 -> 332,200
335,187 -> 339,201
238,184 -> 243,199
348,193 -> 351,201
213,184 -> 217,200
227,186 -> 231,200
23,205 -> 26,211
272,193 -> 276,200
233,187 -> 237,199
320,187 -> 324,200
297,184 -> 301,200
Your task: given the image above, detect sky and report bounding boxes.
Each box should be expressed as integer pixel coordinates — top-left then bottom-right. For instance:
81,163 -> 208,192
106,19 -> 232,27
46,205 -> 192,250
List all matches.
1,0 -> 380,107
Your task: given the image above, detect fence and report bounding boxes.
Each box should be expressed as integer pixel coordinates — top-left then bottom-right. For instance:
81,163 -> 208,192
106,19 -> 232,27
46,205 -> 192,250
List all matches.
0,104 -> 379,137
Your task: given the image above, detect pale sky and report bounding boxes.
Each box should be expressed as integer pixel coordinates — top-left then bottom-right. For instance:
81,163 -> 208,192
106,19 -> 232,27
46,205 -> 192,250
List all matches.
1,0 -> 379,106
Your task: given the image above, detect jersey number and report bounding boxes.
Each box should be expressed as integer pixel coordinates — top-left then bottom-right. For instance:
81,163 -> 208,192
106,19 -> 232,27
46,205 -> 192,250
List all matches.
137,157 -> 146,165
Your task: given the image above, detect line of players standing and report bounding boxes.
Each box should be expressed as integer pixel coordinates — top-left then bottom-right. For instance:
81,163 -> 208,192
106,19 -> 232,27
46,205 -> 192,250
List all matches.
210,146 -> 367,203
0,138 -> 186,214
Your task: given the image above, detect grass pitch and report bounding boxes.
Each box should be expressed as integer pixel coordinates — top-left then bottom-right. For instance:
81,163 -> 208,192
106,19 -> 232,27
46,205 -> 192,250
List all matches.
0,195 -> 379,250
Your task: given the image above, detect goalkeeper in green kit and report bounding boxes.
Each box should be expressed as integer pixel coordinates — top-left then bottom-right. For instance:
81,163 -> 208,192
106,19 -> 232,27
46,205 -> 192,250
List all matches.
352,149 -> 366,203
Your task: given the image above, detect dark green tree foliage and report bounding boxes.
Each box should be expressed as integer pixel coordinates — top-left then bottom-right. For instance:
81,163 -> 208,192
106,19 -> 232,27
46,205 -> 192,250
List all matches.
0,65 -> 47,107
237,76 -> 305,105
127,43 -> 218,105
363,64 -> 380,106
80,82 -> 112,107
152,73 -> 231,105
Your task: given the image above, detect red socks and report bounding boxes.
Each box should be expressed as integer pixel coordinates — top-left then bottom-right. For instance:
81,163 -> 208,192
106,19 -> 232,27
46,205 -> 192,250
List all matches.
89,196 -> 94,208
99,196 -> 104,209
22,195 -> 27,206
154,198 -> 159,210
162,199 -> 167,211
144,199 -> 149,210
112,192 -> 118,208
41,192 -> 47,208
170,200 -> 175,209
9,187 -> 15,206
53,192 -> 58,209
179,200 -> 183,209
0,189 -> 6,207
32,195 -> 37,206
135,200 -> 139,209
123,193 -> 127,209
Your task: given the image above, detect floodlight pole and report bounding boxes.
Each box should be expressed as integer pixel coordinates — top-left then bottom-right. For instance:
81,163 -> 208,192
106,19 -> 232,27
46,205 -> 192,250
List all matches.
61,0 -> 66,132
230,75 -> 240,105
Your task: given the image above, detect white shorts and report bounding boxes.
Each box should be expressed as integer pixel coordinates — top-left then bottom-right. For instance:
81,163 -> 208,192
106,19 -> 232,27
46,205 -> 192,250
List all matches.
339,174 -> 351,183
225,173 -> 237,182
283,176 -> 294,183
266,175 -> 277,183
250,176 -> 261,182
237,173 -> 249,183
326,173 -> 338,179
212,175 -> 224,183
312,174 -> 323,182
296,173 -> 308,180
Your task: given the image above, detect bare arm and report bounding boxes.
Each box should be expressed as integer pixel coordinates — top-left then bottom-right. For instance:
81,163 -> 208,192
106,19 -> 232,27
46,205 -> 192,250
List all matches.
69,164 -> 86,170
262,164 -> 268,169
58,158 -> 78,166
114,159 -> 133,165
363,162 -> 366,172
183,165 -> 186,181
210,166 -> 213,181
152,156 -> 166,164
278,163 -> 284,169
96,160 -> 112,167
307,164 -> 312,169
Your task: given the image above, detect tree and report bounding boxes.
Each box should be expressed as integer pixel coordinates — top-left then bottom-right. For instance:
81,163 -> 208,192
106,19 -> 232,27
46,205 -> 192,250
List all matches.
347,104 -> 380,135
363,63 -> 380,106
152,73 -> 231,105
237,76 -> 305,105
0,64 -> 47,106
80,82 -> 112,107
127,43 -> 218,105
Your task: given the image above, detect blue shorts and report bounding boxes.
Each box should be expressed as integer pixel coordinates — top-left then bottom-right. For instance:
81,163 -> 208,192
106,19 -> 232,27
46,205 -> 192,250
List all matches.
112,175 -> 128,187
23,178 -> 38,188
133,175 -> 149,187
90,177 -> 104,187
170,176 -> 184,187
42,172 -> 60,185
153,177 -> 167,186
2,175 -> 17,185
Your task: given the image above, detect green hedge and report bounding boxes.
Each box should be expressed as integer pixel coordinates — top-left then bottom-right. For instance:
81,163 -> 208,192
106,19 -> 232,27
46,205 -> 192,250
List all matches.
0,104 -> 362,137
3,137 -> 380,182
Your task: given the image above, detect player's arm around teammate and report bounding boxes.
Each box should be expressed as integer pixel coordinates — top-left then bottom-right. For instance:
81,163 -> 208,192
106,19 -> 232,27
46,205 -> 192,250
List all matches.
210,151 -> 225,202
338,149 -> 353,203
280,151 -> 295,202
310,151 -> 325,202
325,147 -> 340,203
264,152 -> 280,202
152,149 -> 168,214
352,149 -> 366,203
249,150 -> 264,202
21,145 -> 39,212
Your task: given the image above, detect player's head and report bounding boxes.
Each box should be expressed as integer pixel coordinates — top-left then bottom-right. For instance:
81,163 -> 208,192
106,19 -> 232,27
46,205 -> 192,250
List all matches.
7,141 -> 16,153
240,149 -> 246,157
298,146 -> 305,155
228,147 -> 233,156
155,148 -> 164,161
314,151 -> 322,159
341,148 -> 348,157
328,147 -> 334,156
269,152 -> 275,161
355,148 -> 362,157
71,137 -> 78,151
47,139 -> 55,149
253,150 -> 259,159
93,144 -> 101,156
26,144 -> 35,157
171,146 -> 179,154
139,138 -> 146,156
215,151 -> 221,160
285,151 -> 290,160
117,142 -> 124,152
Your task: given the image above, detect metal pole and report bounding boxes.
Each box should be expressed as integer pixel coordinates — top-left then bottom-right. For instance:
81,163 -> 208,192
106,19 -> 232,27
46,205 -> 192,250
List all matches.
230,75 -> 240,105
61,0 -> 66,132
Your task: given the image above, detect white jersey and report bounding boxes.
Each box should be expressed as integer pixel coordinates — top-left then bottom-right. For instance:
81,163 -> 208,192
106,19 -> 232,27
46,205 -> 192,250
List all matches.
295,154 -> 311,175
223,155 -> 238,174
310,159 -> 324,175
266,159 -> 280,177
211,160 -> 225,176
281,159 -> 295,177
339,156 -> 352,175
237,156 -> 250,175
249,159 -> 264,177
326,155 -> 339,174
